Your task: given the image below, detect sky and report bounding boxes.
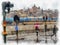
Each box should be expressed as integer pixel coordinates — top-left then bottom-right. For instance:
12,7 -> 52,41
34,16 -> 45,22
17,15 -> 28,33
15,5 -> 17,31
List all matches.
0,0 -> 59,10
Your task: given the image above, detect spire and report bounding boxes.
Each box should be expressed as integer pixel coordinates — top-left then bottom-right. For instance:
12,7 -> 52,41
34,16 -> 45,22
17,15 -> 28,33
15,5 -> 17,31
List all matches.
32,4 -> 36,8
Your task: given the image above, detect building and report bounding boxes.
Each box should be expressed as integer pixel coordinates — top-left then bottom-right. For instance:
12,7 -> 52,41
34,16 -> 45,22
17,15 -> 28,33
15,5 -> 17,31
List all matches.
6,5 -> 58,18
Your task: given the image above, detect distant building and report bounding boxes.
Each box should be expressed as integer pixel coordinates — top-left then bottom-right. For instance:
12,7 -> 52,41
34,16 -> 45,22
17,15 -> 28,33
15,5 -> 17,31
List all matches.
6,5 -> 58,18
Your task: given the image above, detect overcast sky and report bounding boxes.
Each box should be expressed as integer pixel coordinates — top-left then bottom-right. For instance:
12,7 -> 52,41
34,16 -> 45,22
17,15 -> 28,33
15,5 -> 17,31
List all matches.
0,0 -> 59,10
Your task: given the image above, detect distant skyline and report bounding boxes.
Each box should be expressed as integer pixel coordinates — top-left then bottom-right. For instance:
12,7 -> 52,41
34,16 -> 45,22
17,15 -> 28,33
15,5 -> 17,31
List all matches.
0,0 -> 59,18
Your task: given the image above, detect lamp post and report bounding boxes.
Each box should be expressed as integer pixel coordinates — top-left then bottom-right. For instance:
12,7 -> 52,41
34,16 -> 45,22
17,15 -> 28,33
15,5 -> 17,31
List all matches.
2,1 -> 14,43
3,21 -> 7,43
43,15 -> 48,43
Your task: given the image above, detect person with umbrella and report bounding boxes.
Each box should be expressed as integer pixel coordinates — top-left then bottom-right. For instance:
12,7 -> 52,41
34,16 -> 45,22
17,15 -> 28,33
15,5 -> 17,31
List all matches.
34,22 -> 39,42
14,15 -> 20,44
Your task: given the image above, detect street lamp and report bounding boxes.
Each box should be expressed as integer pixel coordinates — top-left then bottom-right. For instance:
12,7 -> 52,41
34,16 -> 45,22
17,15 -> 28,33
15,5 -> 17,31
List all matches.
2,1 -> 14,43
43,15 -> 48,43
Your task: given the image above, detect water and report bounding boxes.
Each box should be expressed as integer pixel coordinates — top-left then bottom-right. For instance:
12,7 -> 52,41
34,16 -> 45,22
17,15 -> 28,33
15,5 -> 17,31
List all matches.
5,17 -> 58,22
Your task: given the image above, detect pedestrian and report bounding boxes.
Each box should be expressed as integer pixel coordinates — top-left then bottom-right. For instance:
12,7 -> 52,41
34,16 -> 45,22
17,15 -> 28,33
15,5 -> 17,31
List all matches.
34,23 -> 39,36
51,25 -> 58,37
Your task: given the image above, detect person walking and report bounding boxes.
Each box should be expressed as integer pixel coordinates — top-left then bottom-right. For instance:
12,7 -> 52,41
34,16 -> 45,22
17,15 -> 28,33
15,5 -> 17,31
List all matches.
34,23 -> 39,42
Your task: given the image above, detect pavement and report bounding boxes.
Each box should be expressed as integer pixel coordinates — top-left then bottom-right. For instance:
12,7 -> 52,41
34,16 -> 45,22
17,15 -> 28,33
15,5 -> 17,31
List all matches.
6,31 -> 57,43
